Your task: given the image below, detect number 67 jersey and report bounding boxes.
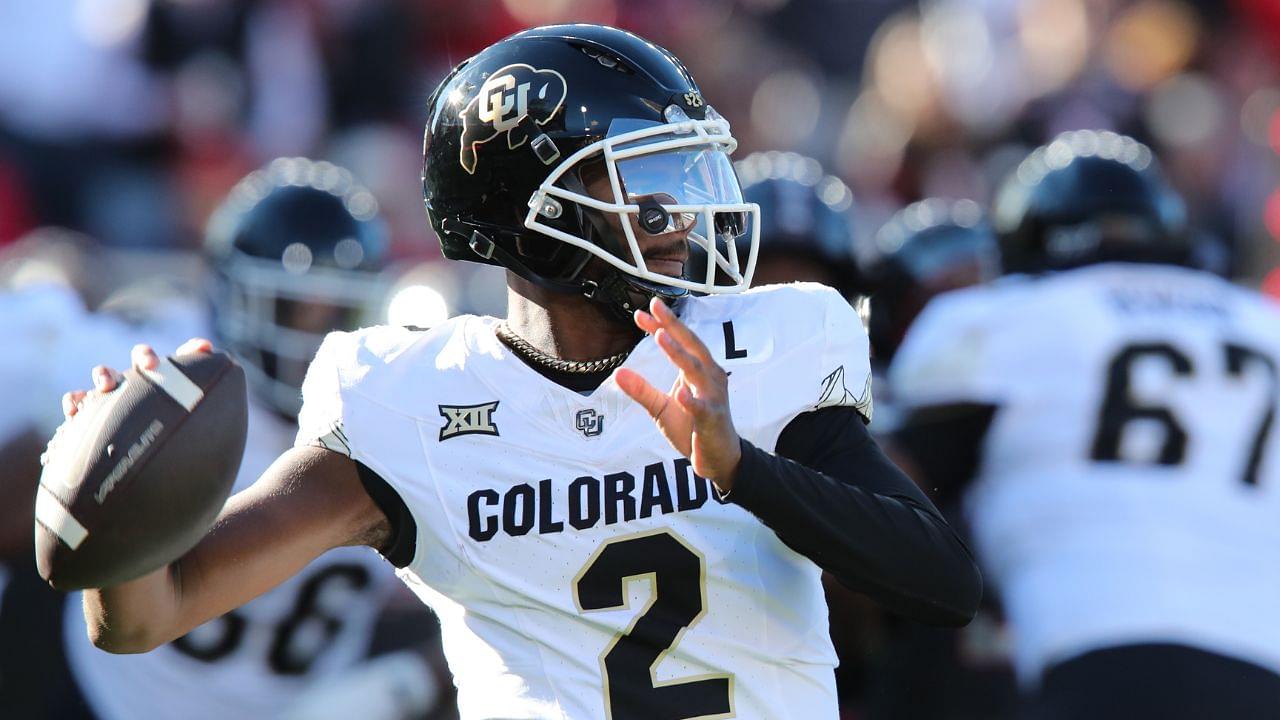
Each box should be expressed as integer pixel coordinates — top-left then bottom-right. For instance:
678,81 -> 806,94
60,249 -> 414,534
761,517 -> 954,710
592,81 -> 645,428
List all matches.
296,284 -> 873,720
889,263 -> 1280,684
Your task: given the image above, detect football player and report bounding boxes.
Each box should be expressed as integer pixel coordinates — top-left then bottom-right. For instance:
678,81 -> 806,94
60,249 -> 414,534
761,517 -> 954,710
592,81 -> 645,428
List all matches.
728,151 -> 863,295
854,201 -> 1016,719
53,159 -> 439,720
0,245 -> 202,718
65,26 -> 980,720
889,130 -> 1280,718
862,199 -> 998,372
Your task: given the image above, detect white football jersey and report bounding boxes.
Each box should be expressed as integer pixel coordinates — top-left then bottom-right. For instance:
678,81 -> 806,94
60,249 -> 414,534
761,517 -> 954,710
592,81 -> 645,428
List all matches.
295,283 -> 872,720
0,283 -> 148,444
62,332 -> 395,720
890,263 -> 1280,683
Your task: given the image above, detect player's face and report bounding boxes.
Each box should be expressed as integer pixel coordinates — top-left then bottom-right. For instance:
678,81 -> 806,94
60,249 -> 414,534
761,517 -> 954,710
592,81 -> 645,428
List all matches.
579,161 -> 692,279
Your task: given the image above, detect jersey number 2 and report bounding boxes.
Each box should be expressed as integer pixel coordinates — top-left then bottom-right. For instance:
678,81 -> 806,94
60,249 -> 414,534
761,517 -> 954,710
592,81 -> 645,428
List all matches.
574,529 -> 733,720
1090,341 -> 1277,485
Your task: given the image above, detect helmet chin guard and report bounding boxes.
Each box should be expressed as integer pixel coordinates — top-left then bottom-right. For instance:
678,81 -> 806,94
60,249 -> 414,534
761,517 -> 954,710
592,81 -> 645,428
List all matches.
524,112 -> 760,299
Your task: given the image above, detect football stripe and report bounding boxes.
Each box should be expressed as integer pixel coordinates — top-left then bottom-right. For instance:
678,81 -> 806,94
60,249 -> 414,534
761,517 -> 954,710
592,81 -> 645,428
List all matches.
35,485 -> 89,550
142,356 -> 205,411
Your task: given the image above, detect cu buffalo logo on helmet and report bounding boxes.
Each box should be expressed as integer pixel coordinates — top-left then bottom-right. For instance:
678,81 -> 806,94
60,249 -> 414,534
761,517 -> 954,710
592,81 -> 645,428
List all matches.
459,64 -> 567,175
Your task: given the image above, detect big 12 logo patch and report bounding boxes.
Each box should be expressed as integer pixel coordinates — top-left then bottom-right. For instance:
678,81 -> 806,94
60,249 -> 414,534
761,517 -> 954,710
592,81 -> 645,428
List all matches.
459,64 -> 567,174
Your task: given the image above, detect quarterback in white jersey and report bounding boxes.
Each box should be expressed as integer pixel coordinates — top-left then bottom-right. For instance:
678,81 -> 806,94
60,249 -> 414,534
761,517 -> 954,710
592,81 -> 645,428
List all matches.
890,131 -> 1280,717
68,25 -> 979,720
297,283 -> 888,719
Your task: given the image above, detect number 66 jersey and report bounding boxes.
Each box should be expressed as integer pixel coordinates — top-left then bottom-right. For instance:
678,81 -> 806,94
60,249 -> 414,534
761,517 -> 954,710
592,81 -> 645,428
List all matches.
889,263 -> 1280,684
64,396 -> 396,720
296,283 -> 873,720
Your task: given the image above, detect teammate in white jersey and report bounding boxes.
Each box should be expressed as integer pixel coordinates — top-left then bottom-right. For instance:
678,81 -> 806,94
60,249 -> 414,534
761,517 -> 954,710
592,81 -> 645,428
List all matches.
66,26 -> 980,720
854,200 -> 1017,720
890,131 -> 1280,717
0,278 -> 196,718
54,160 -> 438,720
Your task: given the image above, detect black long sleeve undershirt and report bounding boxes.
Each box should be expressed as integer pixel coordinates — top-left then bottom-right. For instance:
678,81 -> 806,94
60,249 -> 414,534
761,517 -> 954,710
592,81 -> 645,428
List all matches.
726,407 -> 983,627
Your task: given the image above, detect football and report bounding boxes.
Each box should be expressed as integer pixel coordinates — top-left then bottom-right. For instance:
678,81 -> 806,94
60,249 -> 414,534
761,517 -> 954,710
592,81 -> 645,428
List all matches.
35,351 -> 248,591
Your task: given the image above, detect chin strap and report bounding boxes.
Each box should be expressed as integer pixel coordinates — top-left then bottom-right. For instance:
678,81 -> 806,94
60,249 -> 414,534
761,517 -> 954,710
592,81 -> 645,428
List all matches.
583,271 -> 686,320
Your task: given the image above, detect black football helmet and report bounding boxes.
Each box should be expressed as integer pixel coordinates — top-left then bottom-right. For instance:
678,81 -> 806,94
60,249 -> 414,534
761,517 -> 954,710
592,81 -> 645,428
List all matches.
421,24 -> 759,318
725,151 -> 862,296
205,158 -> 389,416
994,130 -> 1189,274
864,199 -> 999,363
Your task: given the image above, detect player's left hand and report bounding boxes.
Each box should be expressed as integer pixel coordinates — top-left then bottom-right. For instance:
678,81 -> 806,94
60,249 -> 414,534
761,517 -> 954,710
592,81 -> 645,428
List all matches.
616,297 -> 742,492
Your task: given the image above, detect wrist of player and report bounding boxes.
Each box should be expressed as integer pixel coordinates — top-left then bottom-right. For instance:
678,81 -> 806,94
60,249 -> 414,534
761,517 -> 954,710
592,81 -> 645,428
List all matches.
691,418 -> 743,493
703,438 -> 742,494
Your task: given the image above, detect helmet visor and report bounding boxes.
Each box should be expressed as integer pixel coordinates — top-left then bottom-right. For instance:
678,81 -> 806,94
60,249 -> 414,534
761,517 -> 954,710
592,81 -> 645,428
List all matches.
528,116 -> 759,293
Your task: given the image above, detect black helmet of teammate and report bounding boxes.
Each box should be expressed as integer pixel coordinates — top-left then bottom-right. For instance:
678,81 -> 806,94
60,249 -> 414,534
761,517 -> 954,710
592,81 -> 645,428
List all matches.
421,24 -> 759,319
864,199 -> 999,363
994,130 -> 1188,274
206,158 -> 389,417
728,151 -> 861,296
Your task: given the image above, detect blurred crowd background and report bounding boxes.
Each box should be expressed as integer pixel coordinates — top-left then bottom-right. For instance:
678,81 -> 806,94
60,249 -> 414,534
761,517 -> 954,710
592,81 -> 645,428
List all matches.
1,1 -> 1278,719
3,0 -> 1280,308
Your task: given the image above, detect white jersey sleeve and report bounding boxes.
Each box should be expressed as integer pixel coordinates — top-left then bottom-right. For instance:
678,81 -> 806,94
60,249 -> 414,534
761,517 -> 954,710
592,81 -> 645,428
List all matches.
811,284 -> 874,417
294,326 -> 447,576
889,285 -> 1024,409
296,330 -> 353,455
296,327 -> 427,456
734,283 -> 874,450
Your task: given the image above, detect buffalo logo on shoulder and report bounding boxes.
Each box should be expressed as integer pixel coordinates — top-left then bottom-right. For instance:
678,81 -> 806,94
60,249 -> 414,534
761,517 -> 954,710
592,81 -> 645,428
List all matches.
459,64 -> 568,175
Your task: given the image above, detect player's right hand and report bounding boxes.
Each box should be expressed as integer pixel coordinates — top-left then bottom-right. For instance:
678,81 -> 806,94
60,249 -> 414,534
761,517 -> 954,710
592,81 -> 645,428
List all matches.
61,337 -> 214,419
